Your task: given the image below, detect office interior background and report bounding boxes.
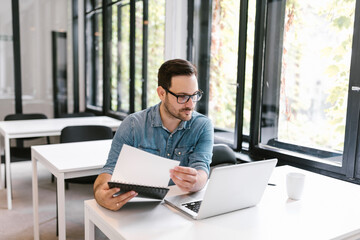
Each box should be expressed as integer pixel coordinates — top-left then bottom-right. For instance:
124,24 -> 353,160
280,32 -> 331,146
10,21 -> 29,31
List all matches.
0,0 -> 360,184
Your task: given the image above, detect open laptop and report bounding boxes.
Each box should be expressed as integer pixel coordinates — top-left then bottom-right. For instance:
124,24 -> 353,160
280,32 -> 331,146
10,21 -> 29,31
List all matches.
164,158 -> 277,220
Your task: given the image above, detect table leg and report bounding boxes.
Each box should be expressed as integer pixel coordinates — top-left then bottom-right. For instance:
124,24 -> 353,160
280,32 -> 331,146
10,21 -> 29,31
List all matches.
5,135 -> 12,209
0,134 -> 3,189
84,203 -> 95,240
32,154 -> 40,240
57,174 -> 66,240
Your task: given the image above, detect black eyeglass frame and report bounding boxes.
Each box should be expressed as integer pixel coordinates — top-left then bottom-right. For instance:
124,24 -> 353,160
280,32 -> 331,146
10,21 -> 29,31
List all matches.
163,88 -> 204,104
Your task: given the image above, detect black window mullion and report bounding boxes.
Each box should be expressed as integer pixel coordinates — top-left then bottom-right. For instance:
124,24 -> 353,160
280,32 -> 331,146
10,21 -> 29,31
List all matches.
129,0 -> 135,113
91,13 -> 97,105
345,0 -> 360,179
234,0 -> 249,151
142,0 -> 148,110
73,0 -> 80,113
196,0 -> 212,116
249,0 -> 267,152
102,0 -> 111,115
187,0 -> 194,62
11,0 -> 22,114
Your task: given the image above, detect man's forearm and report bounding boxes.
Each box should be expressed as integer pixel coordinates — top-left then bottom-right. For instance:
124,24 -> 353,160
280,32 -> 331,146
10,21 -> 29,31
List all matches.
94,173 -> 111,194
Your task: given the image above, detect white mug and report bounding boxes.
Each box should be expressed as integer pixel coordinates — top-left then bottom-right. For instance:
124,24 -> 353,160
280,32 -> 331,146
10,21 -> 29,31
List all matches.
286,172 -> 305,200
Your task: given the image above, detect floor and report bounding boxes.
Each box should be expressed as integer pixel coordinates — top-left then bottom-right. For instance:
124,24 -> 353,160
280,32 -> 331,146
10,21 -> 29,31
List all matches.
0,161 -> 108,240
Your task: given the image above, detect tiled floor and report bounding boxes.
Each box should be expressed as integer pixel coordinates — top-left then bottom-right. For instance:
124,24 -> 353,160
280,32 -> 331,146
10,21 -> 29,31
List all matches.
0,161 -> 107,240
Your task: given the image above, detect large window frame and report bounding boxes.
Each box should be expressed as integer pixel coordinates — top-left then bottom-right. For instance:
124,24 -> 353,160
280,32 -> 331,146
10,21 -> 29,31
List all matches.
250,0 -> 360,183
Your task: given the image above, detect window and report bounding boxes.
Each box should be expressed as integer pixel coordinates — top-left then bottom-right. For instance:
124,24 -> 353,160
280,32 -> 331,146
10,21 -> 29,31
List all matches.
255,0 -> 360,180
85,0 -> 165,116
196,0 -> 256,150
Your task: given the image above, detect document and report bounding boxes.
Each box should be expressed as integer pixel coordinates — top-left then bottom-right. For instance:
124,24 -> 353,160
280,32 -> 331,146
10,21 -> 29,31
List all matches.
108,144 -> 179,199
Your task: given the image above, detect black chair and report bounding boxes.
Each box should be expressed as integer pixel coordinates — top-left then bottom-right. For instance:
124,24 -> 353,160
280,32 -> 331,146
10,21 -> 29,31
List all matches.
58,112 -> 95,118
51,112 -> 96,182
210,144 -> 237,175
2,113 -> 49,163
60,125 -> 113,184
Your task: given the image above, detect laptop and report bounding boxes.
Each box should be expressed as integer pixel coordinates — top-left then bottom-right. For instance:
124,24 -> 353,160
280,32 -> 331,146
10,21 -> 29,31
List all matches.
164,158 -> 277,220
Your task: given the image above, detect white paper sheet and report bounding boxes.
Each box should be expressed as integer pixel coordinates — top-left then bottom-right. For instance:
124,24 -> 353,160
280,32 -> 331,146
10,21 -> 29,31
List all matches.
111,144 -> 179,187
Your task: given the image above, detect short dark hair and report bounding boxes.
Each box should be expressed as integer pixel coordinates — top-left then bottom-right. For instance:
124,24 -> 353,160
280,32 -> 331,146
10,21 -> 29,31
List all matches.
157,59 -> 198,89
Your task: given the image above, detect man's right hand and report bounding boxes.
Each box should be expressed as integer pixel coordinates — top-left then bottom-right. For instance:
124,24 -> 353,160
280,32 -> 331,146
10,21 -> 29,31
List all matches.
93,173 -> 138,211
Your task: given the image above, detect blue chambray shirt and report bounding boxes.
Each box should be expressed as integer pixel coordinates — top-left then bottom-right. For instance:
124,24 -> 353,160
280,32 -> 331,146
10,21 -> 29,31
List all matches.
101,103 -> 214,184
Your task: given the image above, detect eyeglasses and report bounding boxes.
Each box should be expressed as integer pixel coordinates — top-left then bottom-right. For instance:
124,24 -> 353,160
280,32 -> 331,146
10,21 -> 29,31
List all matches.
164,88 -> 203,104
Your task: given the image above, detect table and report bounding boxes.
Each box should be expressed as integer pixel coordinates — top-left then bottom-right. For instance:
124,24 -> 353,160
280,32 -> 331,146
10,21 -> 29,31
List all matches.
84,165 -> 360,240
32,139 -> 112,240
0,116 -> 120,210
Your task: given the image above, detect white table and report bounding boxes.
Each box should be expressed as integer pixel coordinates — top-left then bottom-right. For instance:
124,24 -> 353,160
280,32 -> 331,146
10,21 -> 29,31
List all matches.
84,165 -> 360,240
0,116 -> 120,210
32,139 -> 112,240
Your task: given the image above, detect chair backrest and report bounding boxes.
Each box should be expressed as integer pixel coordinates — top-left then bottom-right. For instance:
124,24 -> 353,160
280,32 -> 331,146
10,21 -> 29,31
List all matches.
60,125 -> 113,143
4,113 -> 48,147
58,112 -> 95,118
211,144 -> 237,167
4,113 -> 47,121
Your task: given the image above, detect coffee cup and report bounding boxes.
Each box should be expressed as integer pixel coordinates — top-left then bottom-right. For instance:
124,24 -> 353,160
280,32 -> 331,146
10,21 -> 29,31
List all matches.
286,172 -> 305,200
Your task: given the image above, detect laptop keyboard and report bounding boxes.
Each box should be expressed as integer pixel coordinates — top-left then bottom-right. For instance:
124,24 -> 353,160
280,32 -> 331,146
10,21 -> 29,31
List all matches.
182,200 -> 202,213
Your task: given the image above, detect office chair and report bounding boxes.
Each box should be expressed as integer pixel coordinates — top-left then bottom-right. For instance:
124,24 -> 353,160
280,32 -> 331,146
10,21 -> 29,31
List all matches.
55,125 -> 113,235
60,125 -> 113,184
1,113 -> 50,189
51,111 -> 96,182
210,144 -> 237,175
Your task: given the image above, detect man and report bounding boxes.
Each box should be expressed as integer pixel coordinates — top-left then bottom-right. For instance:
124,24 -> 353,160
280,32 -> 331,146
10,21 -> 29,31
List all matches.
94,59 -> 214,211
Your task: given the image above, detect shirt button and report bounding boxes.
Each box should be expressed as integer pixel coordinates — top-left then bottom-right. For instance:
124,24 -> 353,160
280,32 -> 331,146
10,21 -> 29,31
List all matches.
167,153 -> 170,156
178,152 -> 181,155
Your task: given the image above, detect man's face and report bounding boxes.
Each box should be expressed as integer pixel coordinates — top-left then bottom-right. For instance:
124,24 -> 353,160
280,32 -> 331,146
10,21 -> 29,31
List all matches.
161,74 -> 199,122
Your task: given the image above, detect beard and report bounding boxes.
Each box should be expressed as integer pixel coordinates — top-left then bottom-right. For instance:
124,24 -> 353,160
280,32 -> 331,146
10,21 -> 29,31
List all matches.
163,98 -> 194,122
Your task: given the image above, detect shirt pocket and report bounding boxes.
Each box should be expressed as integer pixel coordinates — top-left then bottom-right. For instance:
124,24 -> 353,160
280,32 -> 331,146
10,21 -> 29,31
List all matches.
173,146 -> 194,166
138,145 -> 160,156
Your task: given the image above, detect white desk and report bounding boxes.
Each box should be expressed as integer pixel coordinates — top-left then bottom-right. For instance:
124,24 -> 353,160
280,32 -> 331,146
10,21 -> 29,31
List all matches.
32,139 -> 112,240
0,116 -> 120,210
84,166 -> 360,240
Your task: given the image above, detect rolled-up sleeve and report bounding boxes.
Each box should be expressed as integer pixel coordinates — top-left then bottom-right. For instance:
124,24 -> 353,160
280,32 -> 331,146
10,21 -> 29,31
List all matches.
188,119 -> 214,176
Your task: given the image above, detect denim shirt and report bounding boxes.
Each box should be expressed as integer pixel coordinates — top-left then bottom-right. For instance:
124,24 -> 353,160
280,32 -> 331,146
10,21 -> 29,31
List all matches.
101,103 -> 214,180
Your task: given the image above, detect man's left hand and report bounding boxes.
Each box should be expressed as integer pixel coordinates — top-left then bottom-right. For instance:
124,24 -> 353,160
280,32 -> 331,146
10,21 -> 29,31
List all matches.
169,166 -> 207,192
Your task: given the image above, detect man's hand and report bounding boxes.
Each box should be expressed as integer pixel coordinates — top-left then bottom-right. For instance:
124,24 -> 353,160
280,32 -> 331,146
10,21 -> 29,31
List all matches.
94,173 -> 138,211
169,166 -> 208,192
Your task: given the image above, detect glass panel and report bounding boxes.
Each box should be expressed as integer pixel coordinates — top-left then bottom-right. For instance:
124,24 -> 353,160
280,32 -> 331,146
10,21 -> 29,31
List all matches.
85,14 -> 94,106
95,12 -> 103,107
0,0 -> 15,119
118,2 -> 130,112
85,0 -> 93,12
85,10 -> 103,108
95,0 -> 102,9
110,4 -> 119,111
208,0 -> 240,145
261,0 -> 356,166
134,0 -> 143,112
243,0 -> 256,136
147,0 -> 165,107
